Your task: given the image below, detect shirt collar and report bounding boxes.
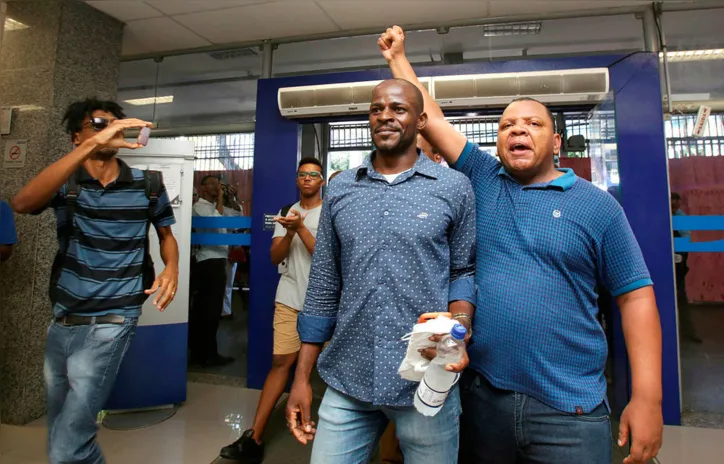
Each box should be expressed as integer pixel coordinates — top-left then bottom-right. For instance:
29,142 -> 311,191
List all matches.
76,157 -> 134,184
497,166 -> 577,191
355,149 -> 439,181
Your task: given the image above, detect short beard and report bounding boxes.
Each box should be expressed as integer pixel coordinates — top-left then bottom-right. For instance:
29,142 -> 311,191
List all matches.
376,134 -> 416,158
93,148 -> 118,160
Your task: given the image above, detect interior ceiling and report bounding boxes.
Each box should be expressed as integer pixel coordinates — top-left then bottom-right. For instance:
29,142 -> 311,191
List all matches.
86,0 -> 701,57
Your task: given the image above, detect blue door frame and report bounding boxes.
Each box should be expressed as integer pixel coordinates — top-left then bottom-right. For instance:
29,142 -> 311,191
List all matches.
250,52 -> 681,425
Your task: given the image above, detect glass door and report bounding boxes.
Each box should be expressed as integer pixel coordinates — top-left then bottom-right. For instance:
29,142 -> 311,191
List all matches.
588,95 -> 631,445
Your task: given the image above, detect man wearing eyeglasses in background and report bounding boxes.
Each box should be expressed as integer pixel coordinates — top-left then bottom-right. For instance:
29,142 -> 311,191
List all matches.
11,98 -> 179,464
220,157 -> 325,463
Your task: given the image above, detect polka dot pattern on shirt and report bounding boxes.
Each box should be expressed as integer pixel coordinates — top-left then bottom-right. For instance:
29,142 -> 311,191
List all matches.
298,153 -> 477,407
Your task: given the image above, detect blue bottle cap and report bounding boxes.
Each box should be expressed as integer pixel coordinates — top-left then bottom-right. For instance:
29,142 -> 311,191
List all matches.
450,323 -> 467,341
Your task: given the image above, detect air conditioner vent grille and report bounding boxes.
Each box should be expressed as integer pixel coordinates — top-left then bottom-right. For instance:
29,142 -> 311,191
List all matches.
278,70 -> 608,119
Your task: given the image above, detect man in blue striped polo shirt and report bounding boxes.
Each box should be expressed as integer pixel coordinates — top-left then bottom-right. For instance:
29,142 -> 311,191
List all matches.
381,27 -> 663,464
12,99 -> 179,464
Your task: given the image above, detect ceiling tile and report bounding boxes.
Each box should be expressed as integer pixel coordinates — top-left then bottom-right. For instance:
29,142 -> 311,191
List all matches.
146,0 -> 271,16
86,1 -> 163,21
121,17 -> 212,56
488,1 -> 648,17
318,0 -> 490,30
173,1 -> 340,44
319,0 -> 490,30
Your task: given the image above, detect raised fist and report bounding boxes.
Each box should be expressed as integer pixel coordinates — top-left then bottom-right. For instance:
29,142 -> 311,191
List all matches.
378,25 -> 406,62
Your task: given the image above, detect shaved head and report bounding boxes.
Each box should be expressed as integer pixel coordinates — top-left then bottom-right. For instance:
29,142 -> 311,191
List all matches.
369,78 -> 427,156
374,79 -> 424,116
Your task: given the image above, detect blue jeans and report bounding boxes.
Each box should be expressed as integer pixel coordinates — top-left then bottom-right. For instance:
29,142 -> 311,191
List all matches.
459,371 -> 611,464
311,387 -> 461,464
45,318 -> 137,464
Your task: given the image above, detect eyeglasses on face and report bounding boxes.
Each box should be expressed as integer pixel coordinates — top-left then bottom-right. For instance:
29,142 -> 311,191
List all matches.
297,171 -> 323,179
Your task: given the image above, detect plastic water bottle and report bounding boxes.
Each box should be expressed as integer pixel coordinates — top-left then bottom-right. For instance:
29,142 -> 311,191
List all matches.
414,323 -> 467,417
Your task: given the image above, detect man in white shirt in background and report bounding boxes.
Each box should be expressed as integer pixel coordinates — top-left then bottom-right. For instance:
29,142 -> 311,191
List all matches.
190,175 -> 234,366
220,157 -> 325,463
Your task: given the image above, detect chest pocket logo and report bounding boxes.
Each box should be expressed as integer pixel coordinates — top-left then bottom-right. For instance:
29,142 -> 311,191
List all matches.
417,212 -> 429,219
552,209 -> 562,218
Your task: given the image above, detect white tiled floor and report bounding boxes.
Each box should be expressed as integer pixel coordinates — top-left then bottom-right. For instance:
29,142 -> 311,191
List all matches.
0,382 -> 260,464
1,381 -> 723,463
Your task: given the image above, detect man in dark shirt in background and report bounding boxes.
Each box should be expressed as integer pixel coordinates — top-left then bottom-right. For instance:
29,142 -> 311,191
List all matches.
671,192 -> 700,343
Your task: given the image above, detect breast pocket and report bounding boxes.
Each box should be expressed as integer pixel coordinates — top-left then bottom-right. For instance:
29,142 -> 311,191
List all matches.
394,195 -> 452,246
524,209 -> 595,274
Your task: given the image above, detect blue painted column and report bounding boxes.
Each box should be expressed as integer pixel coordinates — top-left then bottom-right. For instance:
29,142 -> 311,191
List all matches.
611,52 -> 680,425
248,78 -> 301,389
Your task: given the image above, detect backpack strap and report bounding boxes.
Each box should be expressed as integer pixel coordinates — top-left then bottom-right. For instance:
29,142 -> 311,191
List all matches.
280,202 -> 295,218
140,171 -> 162,292
144,170 -> 162,221
63,171 -> 81,251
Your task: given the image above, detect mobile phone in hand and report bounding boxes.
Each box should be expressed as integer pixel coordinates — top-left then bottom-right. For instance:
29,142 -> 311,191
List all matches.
138,127 -> 151,146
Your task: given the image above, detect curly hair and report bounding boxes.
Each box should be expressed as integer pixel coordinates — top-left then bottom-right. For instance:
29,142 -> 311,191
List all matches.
62,98 -> 125,135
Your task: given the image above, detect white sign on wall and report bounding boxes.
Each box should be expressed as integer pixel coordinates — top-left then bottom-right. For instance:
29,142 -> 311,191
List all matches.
3,139 -> 27,168
0,107 -> 12,135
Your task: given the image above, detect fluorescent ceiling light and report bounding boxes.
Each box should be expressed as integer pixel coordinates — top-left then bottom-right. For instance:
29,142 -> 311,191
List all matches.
483,22 -> 541,37
16,105 -> 44,112
671,93 -> 711,102
124,96 -> 174,106
660,49 -> 724,62
4,17 -> 29,31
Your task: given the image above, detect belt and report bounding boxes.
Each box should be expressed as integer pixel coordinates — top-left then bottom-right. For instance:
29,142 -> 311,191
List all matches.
55,315 -> 126,326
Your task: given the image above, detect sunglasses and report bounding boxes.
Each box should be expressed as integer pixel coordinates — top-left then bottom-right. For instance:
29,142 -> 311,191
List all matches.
297,171 -> 323,179
83,117 -> 116,131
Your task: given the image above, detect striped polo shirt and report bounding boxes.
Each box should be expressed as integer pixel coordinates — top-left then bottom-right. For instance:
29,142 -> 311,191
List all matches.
453,141 -> 652,413
39,158 -> 175,317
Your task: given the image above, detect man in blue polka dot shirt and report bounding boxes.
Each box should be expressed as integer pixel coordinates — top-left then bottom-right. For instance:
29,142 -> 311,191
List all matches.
381,26 -> 663,464
285,77 -> 477,462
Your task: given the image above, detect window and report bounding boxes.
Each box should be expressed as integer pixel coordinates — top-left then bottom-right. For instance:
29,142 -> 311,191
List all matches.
164,133 -> 255,171
665,113 -> 724,158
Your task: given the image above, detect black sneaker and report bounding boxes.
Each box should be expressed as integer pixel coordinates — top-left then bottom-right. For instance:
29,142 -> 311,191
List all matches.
220,429 -> 264,463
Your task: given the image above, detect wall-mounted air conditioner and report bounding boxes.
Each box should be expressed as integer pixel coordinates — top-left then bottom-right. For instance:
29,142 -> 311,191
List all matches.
432,68 -> 609,109
278,79 -> 431,119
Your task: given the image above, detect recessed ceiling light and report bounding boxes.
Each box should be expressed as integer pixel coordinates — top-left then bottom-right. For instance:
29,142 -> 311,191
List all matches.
124,96 -> 174,106
16,105 -> 44,111
660,49 -> 724,62
4,17 -> 29,31
483,22 -> 541,37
